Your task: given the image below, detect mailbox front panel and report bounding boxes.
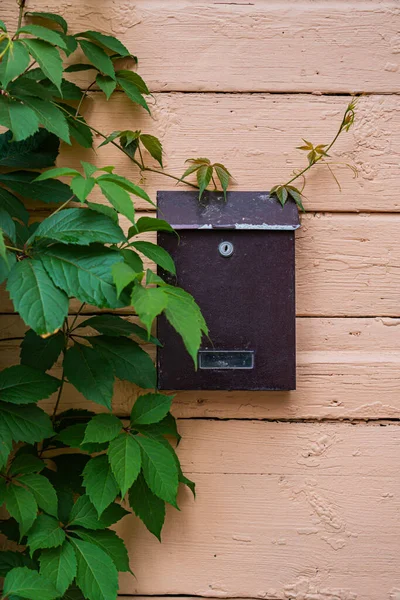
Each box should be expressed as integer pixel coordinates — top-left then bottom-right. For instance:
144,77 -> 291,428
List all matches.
157,229 -> 296,391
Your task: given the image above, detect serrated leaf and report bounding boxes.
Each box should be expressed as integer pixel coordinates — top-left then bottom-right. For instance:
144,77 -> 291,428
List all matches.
3,567 -> 59,600
74,528 -> 130,572
82,455 -> 119,516
86,201 -> 117,222
21,38 -> 63,91
18,96 -> 70,144
39,244 -> 124,309
7,259 -> 68,336
112,261 -> 140,297
121,248 -> 143,272
17,25 -> 68,50
96,74 -> 116,100
55,423 -> 86,448
97,173 -> 153,205
78,40 -> 115,79
39,542 -> 77,596
130,240 -> 175,274
9,454 -> 44,476
35,167 -> 80,181
137,435 -> 179,506
180,162 -> 202,181
0,95 -> 39,141
68,495 -> 128,530
0,402 -> 54,444
0,365 -> 59,405
5,484 -> 38,537
27,514 -> 65,554
70,538 -> 119,600
63,343 -> 114,410
214,164 -> 230,200
89,335 -> 156,389
197,164 -> 213,199
115,70 -> 149,94
0,129 -> 59,168
116,72 -> 149,112
0,551 -> 36,578
138,412 -> 181,443
131,393 -> 172,426
25,11 -> 68,34
108,433 -> 141,498
128,472 -> 165,540
0,187 -> 29,225
0,170 -> 72,203
59,104 -> 93,149
131,284 -> 168,335
30,208 -> 125,246
97,179 -> 135,223
70,175 -> 96,202
140,134 -> 163,167
0,41 -> 30,88
78,31 -> 130,57
20,330 -> 64,372
19,474 -> 58,518
83,414 -> 122,444
79,314 -> 160,345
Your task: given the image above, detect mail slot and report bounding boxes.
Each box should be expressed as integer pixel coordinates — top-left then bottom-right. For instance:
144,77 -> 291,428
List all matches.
156,191 -> 300,391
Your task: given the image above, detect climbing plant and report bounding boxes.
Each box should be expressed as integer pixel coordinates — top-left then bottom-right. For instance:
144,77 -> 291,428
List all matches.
0,4 -> 356,600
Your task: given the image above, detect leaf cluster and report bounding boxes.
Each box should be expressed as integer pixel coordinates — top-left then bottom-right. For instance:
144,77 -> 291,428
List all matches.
180,158 -> 232,200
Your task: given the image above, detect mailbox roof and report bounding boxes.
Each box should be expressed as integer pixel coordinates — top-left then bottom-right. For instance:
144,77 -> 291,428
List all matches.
157,191 -> 300,230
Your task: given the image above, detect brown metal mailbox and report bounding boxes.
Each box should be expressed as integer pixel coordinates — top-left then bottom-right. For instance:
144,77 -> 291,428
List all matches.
156,191 -> 300,391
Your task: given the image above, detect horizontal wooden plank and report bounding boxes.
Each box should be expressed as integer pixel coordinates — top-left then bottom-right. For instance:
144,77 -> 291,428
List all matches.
1,316 -> 399,420
1,212 -> 400,317
54,93 -> 400,213
116,420 -> 400,598
3,1 -> 400,93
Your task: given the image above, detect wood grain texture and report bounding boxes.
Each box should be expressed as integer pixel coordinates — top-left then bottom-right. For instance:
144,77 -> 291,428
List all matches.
3,1 -> 400,93
2,315 -> 399,420
115,420 -> 400,599
54,93 -> 400,213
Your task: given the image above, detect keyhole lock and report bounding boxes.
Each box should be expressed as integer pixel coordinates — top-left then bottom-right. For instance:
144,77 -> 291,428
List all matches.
218,241 -> 234,257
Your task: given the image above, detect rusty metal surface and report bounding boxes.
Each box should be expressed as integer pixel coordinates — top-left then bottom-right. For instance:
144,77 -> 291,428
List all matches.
157,191 -> 298,391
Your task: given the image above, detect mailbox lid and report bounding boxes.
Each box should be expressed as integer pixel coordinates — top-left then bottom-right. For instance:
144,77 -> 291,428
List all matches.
157,190 -> 300,230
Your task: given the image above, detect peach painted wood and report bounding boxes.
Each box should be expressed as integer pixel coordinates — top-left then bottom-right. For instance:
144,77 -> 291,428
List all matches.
3,1 -> 400,93
1,315 -> 399,421
52,93 -> 400,213
1,212 -> 400,317
115,420 -> 400,599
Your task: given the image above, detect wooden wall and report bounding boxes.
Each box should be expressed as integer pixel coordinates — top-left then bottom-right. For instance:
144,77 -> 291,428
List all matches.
2,1 -> 400,598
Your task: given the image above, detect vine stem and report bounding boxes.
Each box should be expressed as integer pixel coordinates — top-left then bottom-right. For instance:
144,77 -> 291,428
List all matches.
51,195 -> 76,216
5,245 -> 23,252
51,370 -> 65,423
69,302 -> 86,332
16,0 -> 26,35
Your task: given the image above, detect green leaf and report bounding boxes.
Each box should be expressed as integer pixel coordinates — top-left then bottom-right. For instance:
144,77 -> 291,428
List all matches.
78,40 -> 115,79
134,216 -> 174,235
25,12 -> 68,34
83,414 -> 122,444
0,365 -> 59,405
0,129 -> 60,168
55,423 -> 86,448
19,474 -> 58,518
97,179 -> 135,223
97,173 -> 153,205
121,248 -> 143,272
140,134 -> 163,167
70,175 -> 96,202
7,259 -> 68,336
40,78 -> 82,100
86,201 -> 117,222
197,164 -> 213,200
5,484 -> 38,537
180,162 -> 202,181
138,412 -> 181,443
21,38 -> 63,91
131,392 -> 172,426
96,74 -> 116,100
64,63 -> 98,73
214,164 -> 230,201
131,284 -> 168,335
137,435 -> 179,506
0,170 -> 72,203
20,330 -> 64,372
63,584 -> 86,599
39,542 -> 77,596
59,104 -> 93,149
78,31 -> 130,57
35,167 -> 80,181
30,208 -> 125,246
115,70 -> 149,94
90,336 -> 156,389
0,402 -> 53,444
26,515 -> 65,556
39,244 -> 124,309
17,25 -> 68,50
63,343 -> 114,409
0,551 -> 36,577
163,286 -> 208,367
0,187 -> 29,225
111,262 -> 140,297
0,95 -> 39,141
0,230 -> 6,264
0,424 -> 12,470
70,538 -> 119,600
130,241 -> 175,274
0,20 -> 7,32
286,186 -> 306,212
3,567 -> 59,600
82,455 -> 119,516
73,529 -> 130,573
68,495 -> 128,530
9,454 -> 44,476
108,433 -> 141,498
18,96 -> 70,144
116,72 -> 149,112
128,472 -> 165,540
0,41 -> 30,88
0,207 -> 16,243
79,314 -> 160,345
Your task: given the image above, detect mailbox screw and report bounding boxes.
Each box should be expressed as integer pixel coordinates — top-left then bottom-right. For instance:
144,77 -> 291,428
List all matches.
218,241 -> 234,257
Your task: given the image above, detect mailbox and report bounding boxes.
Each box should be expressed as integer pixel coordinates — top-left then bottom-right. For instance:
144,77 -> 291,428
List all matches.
156,191 -> 300,391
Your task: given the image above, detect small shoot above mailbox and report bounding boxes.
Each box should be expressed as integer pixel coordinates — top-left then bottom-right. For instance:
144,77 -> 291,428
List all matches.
157,191 -> 300,391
